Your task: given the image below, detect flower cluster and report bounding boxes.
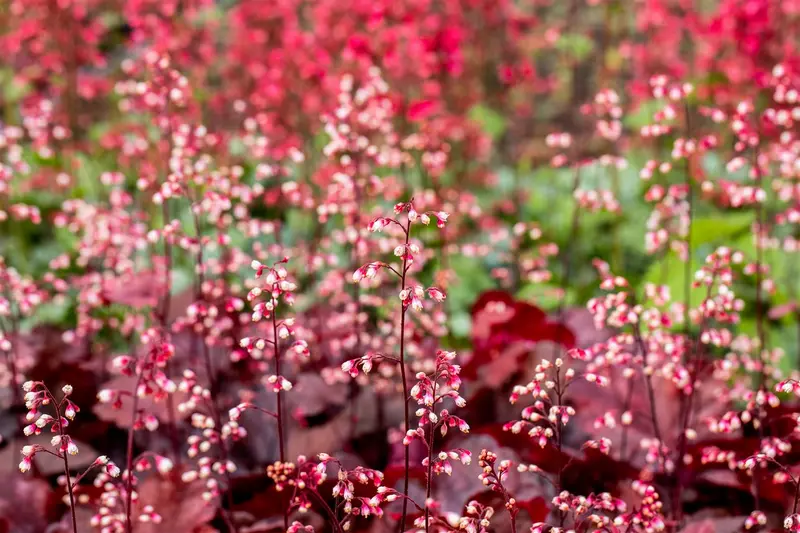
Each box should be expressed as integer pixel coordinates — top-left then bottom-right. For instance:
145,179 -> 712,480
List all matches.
477,450 -> 519,525
20,381 -> 121,531
268,454 -> 394,530
505,354 -> 604,448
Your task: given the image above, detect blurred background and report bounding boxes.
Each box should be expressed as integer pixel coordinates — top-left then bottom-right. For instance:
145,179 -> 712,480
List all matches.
2,1 -> 800,532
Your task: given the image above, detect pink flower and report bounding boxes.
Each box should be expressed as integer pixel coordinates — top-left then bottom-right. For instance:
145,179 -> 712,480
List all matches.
369,217 -> 389,232
427,287 -> 446,302
407,100 -> 435,122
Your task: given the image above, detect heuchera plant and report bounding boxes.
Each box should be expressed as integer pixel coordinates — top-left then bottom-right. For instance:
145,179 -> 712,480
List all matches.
3,2 -> 800,533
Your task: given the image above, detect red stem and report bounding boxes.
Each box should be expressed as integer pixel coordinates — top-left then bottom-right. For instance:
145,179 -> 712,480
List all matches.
398,222 -> 411,533
157,125 -> 181,466
191,209 -> 237,533
794,476 -> 800,515
56,402 -> 79,533
272,306 -> 288,531
124,371 -> 144,533
631,323 -> 666,462
424,377 -> 438,533
310,490 -> 344,533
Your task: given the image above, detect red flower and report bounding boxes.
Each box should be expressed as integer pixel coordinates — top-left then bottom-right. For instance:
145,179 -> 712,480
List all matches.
407,99 -> 435,122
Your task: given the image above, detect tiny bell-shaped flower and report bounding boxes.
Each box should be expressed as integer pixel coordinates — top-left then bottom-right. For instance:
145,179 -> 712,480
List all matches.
427,287 -> 446,302
67,440 -> 79,455
19,457 -> 32,473
64,401 -> 78,420
107,462 -> 121,477
369,218 -> 389,232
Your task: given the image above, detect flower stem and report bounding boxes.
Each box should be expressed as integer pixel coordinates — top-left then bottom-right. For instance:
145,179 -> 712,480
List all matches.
124,373 -> 143,533
272,307 -> 288,531
424,379 -> 438,533
57,412 -> 78,533
398,222 -> 411,533
62,452 -> 78,533
190,200 -> 236,533
310,490 -> 344,533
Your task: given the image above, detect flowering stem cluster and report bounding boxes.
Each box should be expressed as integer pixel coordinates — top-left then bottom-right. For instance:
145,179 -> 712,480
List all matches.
348,199 -> 449,531
21,381 -> 120,533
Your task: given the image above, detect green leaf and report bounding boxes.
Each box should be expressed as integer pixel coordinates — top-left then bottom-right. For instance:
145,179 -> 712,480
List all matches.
642,213 -> 754,314
282,210 -> 315,246
642,250 -> 705,313
704,70 -> 729,88
555,34 -> 594,61
624,100 -> 662,130
774,327 -> 799,374
516,283 -> 575,311
496,167 -> 517,195
468,104 -> 506,140
228,137 -> 247,157
764,242 -> 800,304
692,212 -> 752,248
72,153 -> 106,201
449,312 -> 472,338
21,296 -> 70,329
170,268 -> 194,296
702,152 -> 747,182
1,68 -> 31,104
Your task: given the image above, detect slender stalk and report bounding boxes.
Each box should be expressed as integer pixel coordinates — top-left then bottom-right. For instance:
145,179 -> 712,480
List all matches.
272,310 -> 286,462
56,406 -> 78,533
423,376 -> 438,533
487,455 -> 521,533
348,179 -> 365,443
310,490 -> 344,533
398,221 -> 412,533
794,475 -> 800,515
554,366 -> 566,528
199,339 -> 237,533
672,280 -> 717,532
191,206 -> 236,533
630,323 -> 666,460
272,308 -> 288,531
157,127 -> 182,465
423,427 -> 434,533
546,163 -> 582,525
62,453 -> 79,533
124,372 -> 144,533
